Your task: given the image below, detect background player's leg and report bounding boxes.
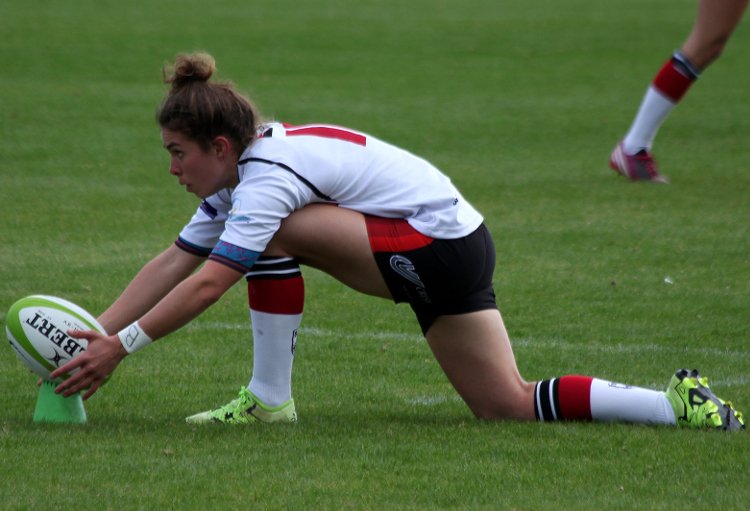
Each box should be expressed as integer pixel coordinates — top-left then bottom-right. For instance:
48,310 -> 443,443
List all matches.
681,0 -> 748,69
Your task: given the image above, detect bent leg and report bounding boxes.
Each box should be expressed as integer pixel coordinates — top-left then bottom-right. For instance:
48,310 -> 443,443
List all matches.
268,206 -> 533,418
681,0 -> 749,69
425,309 -> 536,420
265,206 -> 679,426
425,310 -> 676,425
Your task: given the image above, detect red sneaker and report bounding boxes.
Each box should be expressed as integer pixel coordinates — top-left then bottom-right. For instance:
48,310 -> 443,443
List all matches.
609,142 -> 668,183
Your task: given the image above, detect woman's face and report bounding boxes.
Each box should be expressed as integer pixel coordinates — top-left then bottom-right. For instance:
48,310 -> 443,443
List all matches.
161,128 -> 237,199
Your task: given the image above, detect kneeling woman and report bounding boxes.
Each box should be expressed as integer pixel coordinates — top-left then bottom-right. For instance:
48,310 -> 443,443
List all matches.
53,53 -> 744,431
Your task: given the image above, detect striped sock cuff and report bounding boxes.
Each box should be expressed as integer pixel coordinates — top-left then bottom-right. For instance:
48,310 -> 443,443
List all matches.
671,51 -> 700,80
653,53 -> 698,102
247,257 -> 304,314
534,378 -> 560,421
535,376 -> 594,421
246,256 -> 301,280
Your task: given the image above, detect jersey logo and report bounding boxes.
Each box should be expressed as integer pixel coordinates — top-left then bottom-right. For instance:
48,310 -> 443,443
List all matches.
228,199 -> 253,223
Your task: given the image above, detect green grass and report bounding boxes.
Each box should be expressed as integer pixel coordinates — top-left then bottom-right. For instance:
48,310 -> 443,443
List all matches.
1,0 -> 749,509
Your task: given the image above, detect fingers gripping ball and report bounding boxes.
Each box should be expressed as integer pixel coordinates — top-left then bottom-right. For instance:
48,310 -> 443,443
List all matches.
5,295 -> 106,381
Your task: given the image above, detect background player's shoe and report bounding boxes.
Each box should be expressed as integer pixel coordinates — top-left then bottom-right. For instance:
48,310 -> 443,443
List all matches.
609,142 -> 668,183
665,369 -> 745,431
186,387 -> 297,425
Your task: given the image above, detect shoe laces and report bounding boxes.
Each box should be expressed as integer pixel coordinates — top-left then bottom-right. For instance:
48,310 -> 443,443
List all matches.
632,150 -> 659,179
235,388 -> 256,409
210,389 -> 252,417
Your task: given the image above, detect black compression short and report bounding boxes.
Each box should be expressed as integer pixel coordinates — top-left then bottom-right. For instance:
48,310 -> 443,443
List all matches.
365,217 -> 497,334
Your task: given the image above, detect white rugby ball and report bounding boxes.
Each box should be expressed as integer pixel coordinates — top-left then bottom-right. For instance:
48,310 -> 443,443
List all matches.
5,295 -> 105,380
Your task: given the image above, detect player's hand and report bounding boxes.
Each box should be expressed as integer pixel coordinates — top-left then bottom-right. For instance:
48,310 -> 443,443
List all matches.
50,330 -> 127,400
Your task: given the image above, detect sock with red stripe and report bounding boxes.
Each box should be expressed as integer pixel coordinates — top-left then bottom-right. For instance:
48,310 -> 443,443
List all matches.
246,256 -> 304,407
534,375 -> 676,425
622,51 -> 700,154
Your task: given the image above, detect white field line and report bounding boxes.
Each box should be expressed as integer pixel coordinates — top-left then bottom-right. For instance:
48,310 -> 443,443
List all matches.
407,395 -> 464,406
188,322 -> 424,343
187,321 -> 750,389
188,321 -> 750,360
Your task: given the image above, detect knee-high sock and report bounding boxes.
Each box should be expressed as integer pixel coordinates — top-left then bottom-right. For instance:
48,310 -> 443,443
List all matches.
246,257 -> 304,407
534,375 -> 676,426
623,51 -> 700,154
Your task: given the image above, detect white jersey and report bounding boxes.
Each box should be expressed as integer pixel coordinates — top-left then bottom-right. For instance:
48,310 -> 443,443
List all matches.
178,123 -> 483,261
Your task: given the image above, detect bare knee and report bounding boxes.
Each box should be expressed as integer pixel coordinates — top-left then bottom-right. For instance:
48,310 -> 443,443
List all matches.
425,311 -> 538,421
465,379 -> 536,421
693,36 -> 730,69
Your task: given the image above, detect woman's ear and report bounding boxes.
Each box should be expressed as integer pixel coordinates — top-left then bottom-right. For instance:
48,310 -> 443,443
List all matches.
212,136 -> 234,160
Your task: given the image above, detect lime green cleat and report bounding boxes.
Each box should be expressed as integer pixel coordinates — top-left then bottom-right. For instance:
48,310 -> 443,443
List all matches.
186,388 -> 297,425
665,369 -> 745,431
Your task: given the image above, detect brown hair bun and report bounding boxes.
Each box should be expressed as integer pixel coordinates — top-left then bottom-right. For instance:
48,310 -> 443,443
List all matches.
163,52 -> 216,91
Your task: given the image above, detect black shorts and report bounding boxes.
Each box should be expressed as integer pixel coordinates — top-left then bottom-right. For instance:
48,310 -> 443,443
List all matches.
365,217 -> 497,334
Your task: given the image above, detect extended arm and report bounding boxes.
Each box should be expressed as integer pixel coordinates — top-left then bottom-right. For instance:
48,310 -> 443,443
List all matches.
51,260 -> 244,398
97,244 -> 205,334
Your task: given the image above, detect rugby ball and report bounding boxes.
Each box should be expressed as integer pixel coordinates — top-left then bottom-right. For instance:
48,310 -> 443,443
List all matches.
5,295 -> 105,380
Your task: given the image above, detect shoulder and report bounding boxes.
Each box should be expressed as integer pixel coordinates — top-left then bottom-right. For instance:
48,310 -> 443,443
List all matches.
238,124 -> 293,165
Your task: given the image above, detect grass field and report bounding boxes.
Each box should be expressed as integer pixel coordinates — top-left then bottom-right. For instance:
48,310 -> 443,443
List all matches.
1,0 -> 749,509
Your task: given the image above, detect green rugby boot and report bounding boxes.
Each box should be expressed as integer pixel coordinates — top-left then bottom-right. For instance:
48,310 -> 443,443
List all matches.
186,388 -> 297,425
665,369 -> 745,431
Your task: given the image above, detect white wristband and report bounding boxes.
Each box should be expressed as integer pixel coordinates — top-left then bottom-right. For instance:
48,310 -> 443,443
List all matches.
117,321 -> 153,354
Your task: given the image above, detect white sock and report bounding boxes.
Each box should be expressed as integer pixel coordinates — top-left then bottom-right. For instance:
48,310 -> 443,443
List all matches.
590,378 -> 676,426
622,86 -> 676,154
247,309 -> 300,407
245,257 -> 304,407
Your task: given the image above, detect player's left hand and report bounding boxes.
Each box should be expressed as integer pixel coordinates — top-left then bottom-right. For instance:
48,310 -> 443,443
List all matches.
51,330 -> 128,400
